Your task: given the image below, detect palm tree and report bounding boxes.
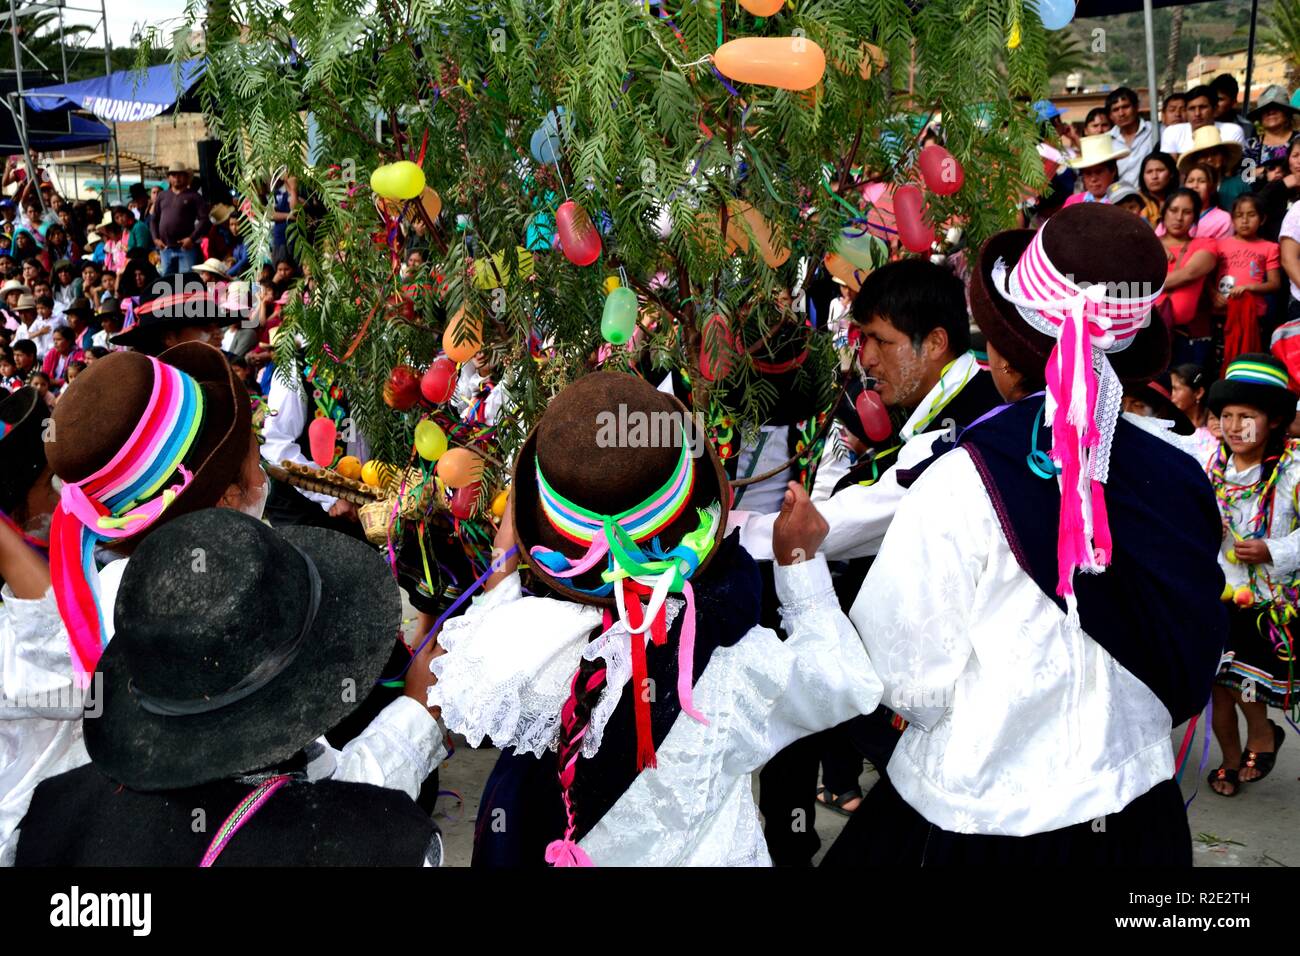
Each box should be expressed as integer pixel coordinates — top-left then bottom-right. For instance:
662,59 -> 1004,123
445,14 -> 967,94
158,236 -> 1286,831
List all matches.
1262,0 -> 1300,92
1162,6 -> 1184,99
0,10 -> 93,75
1045,28 -> 1091,87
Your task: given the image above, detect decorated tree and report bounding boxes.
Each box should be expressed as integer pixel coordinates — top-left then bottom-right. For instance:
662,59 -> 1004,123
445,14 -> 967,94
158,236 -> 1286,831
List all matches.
144,0 -> 1057,521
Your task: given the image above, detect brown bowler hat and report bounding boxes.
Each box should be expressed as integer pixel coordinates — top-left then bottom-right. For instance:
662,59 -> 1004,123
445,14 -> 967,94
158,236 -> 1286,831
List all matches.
969,204 -> 1171,385
512,371 -> 729,607
47,342 -> 251,554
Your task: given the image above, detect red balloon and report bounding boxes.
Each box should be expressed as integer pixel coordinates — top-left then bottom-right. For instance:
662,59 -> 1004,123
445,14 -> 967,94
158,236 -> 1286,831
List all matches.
894,185 -> 936,254
450,482 -> 480,520
385,364 -> 421,411
556,200 -> 602,266
308,417 -> 338,468
918,145 -> 965,196
854,388 -> 892,443
420,356 -> 457,404
698,313 -> 736,382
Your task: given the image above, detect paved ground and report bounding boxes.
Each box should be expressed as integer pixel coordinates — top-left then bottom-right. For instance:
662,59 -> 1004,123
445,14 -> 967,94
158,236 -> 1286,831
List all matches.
406,611 -> 1300,867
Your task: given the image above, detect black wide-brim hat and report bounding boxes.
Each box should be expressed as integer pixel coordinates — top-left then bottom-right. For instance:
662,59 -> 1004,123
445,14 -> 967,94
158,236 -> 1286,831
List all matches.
970,204 -> 1171,386
1207,353 -> 1299,421
84,511 -> 401,791
0,387 -> 48,514
48,342 -> 251,555
111,272 -> 224,353
512,371 -> 730,607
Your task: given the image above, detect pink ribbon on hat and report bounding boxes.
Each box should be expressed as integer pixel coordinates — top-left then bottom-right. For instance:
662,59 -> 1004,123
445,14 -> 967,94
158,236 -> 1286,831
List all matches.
990,221 -> 1163,618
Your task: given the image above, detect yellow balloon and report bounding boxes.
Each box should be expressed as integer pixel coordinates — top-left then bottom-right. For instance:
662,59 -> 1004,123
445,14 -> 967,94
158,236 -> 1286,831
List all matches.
603,275 -> 622,295
436,447 -> 484,489
713,37 -> 826,91
414,420 -> 448,462
491,489 -> 509,518
443,307 -> 483,363
370,160 -> 426,201
472,247 -> 535,289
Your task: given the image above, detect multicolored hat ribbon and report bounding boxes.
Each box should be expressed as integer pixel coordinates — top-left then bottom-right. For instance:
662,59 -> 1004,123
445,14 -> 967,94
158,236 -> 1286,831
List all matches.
50,356 -> 206,685
991,220 -> 1163,621
1222,356 -> 1292,389
529,439 -> 720,770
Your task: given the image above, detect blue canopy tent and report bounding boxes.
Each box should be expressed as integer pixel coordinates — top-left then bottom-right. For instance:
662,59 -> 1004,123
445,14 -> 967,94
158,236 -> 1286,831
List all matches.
21,59 -> 206,123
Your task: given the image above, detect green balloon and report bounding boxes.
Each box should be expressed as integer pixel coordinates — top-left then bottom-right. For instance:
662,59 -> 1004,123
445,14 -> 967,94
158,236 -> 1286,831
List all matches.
601,286 -> 638,345
836,230 -> 887,272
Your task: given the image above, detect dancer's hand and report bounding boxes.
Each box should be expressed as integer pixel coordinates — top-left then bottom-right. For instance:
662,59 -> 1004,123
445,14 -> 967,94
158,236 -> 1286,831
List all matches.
1233,539 -> 1272,565
486,488 -> 518,590
772,481 -> 828,566
404,636 -> 446,718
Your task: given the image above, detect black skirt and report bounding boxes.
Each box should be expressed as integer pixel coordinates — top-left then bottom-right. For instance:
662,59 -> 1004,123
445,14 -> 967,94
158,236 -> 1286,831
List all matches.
820,776 -> 1191,867
1216,604 -> 1300,710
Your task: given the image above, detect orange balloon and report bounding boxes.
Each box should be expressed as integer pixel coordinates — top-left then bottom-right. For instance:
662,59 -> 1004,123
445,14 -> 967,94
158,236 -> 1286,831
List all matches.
823,253 -> 864,293
859,42 -> 886,80
443,307 -> 483,363
739,0 -> 785,14
713,37 -> 826,91
417,186 -> 441,222
726,201 -> 790,268
436,447 -> 484,489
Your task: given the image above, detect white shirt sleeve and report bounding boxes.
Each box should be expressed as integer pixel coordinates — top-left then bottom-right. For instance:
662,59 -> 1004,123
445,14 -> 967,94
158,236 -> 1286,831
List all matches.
848,449 -> 982,731
809,424 -> 850,503
261,369 -> 336,511
719,554 -> 883,777
739,432 -> 941,561
317,696 -> 446,801
1265,462 -> 1300,576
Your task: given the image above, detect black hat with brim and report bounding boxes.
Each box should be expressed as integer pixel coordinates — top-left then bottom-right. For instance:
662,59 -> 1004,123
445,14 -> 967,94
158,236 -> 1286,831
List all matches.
0,387 -> 47,514
111,272 -> 224,353
83,510 -> 401,791
1207,353 -> 1299,422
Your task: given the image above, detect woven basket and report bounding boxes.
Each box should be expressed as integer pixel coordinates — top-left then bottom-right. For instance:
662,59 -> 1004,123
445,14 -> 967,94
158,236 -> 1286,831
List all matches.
359,499 -> 396,546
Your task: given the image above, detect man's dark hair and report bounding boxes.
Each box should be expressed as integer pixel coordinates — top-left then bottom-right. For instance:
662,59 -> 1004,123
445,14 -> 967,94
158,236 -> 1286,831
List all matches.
852,258 -> 971,355
1163,92 -> 1186,108
88,345 -> 109,359
1185,84 -> 1215,107
12,339 -> 35,357
35,294 -> 53,309
1105,87 -> 1139,112
1209,74 -> 1239,100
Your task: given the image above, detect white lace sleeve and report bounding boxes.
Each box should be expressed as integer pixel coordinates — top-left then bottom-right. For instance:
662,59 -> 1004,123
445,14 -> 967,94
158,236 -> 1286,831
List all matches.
430,594 -> 603,756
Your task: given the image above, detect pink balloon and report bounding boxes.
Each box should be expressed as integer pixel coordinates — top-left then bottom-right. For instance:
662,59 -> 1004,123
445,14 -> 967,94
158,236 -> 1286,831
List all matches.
308,417 -> 338,469
556,200 -> 602,266
854,388 -> 892,443
918,145 -> 965,196
421,356 -> 457,404
894,185 -> 936,254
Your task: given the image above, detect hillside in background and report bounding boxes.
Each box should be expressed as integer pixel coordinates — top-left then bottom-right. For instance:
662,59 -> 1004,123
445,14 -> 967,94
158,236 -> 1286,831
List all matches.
1059,0 -> 1259,90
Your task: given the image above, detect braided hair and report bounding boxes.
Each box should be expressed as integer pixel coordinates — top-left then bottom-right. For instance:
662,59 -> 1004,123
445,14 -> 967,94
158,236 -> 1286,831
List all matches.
552,641 -> 609,856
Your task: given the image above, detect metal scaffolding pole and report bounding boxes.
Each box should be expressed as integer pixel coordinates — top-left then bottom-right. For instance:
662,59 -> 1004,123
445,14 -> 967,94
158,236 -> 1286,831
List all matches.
98,0 -> 118,199
6,0 -> 43,214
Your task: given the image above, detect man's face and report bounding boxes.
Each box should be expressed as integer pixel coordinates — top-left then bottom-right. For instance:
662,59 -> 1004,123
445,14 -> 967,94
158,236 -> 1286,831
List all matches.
1186,95 -> 1214,129
33,283 -> 50,299
23,205 -> 38,222
1216,91 -> 1236,120
1109,97 -> 1136,129
1081,165 -> 1115,197
14,349 -> 32,371
17,308 -> 35,327
168,173 -> 188,191
114,209 -> 132,228
856,313 -> 931,409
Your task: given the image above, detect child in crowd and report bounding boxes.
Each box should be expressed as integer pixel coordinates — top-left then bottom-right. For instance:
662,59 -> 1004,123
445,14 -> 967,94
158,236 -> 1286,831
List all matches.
1170,363 -> 1220,463
27,370 -> 54,410
10,339 -> 35,378
63,359 -> 85,385
1205,355 -> 1300,798
0,347 -> 21,391
1213,195 -> 1280,366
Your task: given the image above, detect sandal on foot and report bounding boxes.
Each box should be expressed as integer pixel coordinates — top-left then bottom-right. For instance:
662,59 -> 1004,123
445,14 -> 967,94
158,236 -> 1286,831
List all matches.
1242,721 -> 1285,783
1208,767 -> 1240,797
815,786 -> 863,817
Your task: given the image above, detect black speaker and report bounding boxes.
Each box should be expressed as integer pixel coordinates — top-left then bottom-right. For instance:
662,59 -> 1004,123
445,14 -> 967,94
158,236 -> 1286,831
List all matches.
196,138 -> 232,204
